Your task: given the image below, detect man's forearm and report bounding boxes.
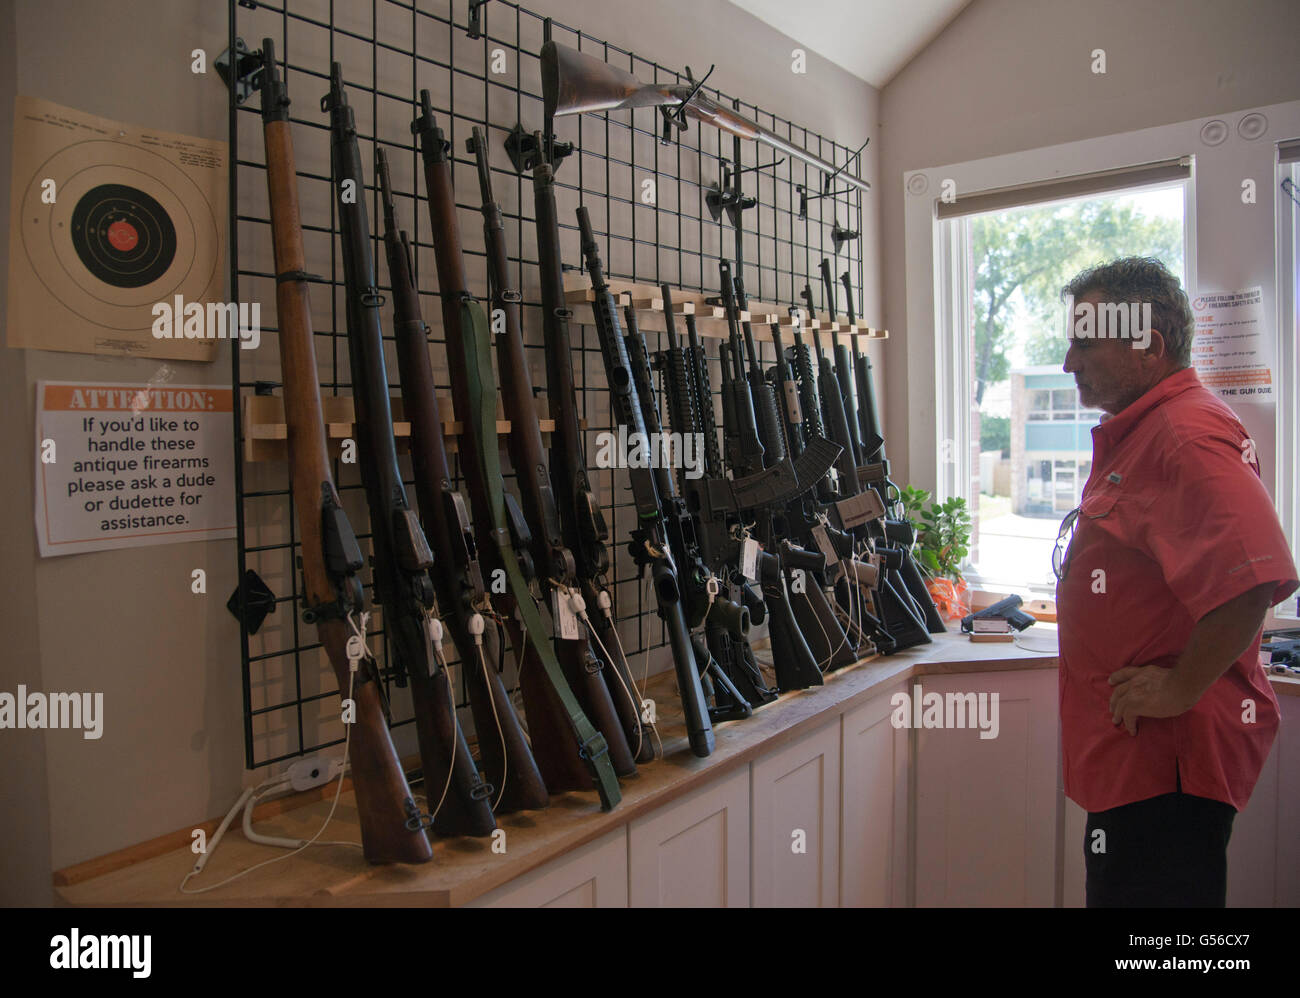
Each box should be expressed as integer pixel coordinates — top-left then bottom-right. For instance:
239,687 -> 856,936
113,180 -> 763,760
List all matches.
1170,582 -> 1275,707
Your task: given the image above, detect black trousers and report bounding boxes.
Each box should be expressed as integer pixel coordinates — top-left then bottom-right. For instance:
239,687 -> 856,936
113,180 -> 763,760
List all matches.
1084,790 -> 1237,907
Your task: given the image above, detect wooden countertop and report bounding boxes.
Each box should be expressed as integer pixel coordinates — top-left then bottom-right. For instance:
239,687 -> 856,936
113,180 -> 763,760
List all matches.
55,632 -> 1058,907
52,626 -> 1299,906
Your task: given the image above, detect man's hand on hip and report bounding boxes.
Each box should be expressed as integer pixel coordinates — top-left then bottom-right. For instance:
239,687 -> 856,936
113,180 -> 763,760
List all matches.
1108,665 -> 1193,735
1106,581 -> 1278,735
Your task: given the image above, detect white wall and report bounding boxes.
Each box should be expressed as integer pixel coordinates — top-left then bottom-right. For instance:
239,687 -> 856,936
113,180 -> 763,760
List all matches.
879,0 -> 1300,492
0,0 -> 876,903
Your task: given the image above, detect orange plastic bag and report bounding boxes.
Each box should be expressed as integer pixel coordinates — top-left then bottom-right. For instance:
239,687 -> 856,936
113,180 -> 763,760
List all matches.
926,577 -> 970,622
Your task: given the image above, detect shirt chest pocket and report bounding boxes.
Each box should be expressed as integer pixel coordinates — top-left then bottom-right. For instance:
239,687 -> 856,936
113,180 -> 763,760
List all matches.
1062,490 -> 1123,604
1081,492 -> 1119,519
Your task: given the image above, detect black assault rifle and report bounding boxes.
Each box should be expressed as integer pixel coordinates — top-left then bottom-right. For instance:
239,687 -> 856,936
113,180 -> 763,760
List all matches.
576,206 -> 716,757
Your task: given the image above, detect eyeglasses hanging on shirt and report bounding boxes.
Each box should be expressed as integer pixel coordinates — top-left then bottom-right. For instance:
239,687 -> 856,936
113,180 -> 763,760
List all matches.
1053,505 -> 1081,582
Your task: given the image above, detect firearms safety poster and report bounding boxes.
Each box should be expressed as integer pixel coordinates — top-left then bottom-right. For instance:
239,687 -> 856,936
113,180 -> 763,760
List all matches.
1190,286 -> 1271,400
34,380 -> 236,557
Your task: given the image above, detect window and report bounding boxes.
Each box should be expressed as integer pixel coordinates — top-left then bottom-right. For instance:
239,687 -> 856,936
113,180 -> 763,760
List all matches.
938,182 -> 1189,592
1276,149 -> 1300,616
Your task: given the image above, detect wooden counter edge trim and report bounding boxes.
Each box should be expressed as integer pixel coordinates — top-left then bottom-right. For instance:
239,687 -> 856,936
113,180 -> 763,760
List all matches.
52,648 -> 1058,905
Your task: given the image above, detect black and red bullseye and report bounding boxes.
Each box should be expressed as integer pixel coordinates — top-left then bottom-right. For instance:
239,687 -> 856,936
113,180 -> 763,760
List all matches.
70,183 -> 176,288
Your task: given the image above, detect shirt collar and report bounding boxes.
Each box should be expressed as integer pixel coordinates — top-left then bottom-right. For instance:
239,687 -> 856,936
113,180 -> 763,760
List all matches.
1092,367 -> 1202,446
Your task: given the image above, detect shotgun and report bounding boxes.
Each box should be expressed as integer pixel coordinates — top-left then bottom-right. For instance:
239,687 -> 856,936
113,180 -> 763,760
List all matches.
541,41 -> 869,194
467,127 -> 637,780
375,148 -> 549,814
413,94 -> 621,810
257,40 -> 431,864
323,64 -> 495,837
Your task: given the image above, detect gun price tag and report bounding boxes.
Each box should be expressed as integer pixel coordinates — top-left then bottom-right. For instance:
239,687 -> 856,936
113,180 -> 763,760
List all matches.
811,524 -> 839,566
740,537 -> 760,581
551,590 -> 581,640
835,490 -> 885,529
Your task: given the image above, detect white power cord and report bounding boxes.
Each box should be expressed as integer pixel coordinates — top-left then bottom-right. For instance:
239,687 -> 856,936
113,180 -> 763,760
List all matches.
179,613 -> 374,895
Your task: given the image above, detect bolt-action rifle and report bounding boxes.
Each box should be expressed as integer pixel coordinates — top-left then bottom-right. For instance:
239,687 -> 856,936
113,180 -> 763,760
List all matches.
324,65 -> 495,837
413,95 -> 621,809
375,148 -> 549,814
257,41 -> 431,864
467,127 -> 638,781
527,146 -> 657,762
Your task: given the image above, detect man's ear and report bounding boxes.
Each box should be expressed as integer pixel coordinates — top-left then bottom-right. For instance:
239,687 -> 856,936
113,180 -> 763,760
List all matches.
1140,326 -> 1168,365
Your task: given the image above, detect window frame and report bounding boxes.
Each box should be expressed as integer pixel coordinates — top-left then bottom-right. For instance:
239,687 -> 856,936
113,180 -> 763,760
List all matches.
936,180 -> 1194,594
1274,157 -> 1299,618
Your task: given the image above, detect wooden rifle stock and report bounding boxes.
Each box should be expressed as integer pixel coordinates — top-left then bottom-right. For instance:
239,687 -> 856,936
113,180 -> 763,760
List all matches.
467,128 -> 637,781
324,65 -> 496,838
413,96 -> 621,810
257,41 -> 431,864
530,156 -> 656,763
375,150 -> 549,814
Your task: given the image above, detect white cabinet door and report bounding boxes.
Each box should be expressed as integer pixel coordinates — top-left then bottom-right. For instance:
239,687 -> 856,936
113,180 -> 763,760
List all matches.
1275,693 -> 1300,907
914,669 -> 1058,906
751,719 -> 841,907
466,828 -> 628,908
840,682 -> 909,907
1228,689 -> 1298,907
628,768 -> 750,907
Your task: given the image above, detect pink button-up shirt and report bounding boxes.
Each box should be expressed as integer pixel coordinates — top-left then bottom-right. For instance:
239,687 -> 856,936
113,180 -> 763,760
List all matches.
1057,367 -> 1297,813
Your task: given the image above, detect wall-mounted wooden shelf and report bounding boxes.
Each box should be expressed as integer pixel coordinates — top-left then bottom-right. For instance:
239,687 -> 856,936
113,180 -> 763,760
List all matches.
561,277 -> 888,343
242,393 -> 568,464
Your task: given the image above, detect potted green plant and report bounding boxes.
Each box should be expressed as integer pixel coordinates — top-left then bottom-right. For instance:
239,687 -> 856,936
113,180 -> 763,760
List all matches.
897,486 -> 972,619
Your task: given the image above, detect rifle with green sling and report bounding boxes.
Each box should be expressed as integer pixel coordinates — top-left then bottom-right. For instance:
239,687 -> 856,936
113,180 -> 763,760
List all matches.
413,94 -> 620,809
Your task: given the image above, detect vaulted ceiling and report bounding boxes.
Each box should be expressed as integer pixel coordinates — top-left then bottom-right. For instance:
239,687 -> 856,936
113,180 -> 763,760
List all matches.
726,0 -> 974,88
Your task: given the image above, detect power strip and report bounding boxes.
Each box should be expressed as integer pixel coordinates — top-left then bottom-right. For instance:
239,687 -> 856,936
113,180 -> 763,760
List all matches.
286,755 -> 343,791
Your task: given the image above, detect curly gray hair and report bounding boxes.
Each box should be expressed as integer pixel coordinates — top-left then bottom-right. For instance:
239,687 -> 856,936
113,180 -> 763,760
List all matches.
1061,257 -> 1194,367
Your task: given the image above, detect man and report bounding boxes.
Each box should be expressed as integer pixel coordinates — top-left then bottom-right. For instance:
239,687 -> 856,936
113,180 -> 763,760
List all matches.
1056,256 -> 1297,907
